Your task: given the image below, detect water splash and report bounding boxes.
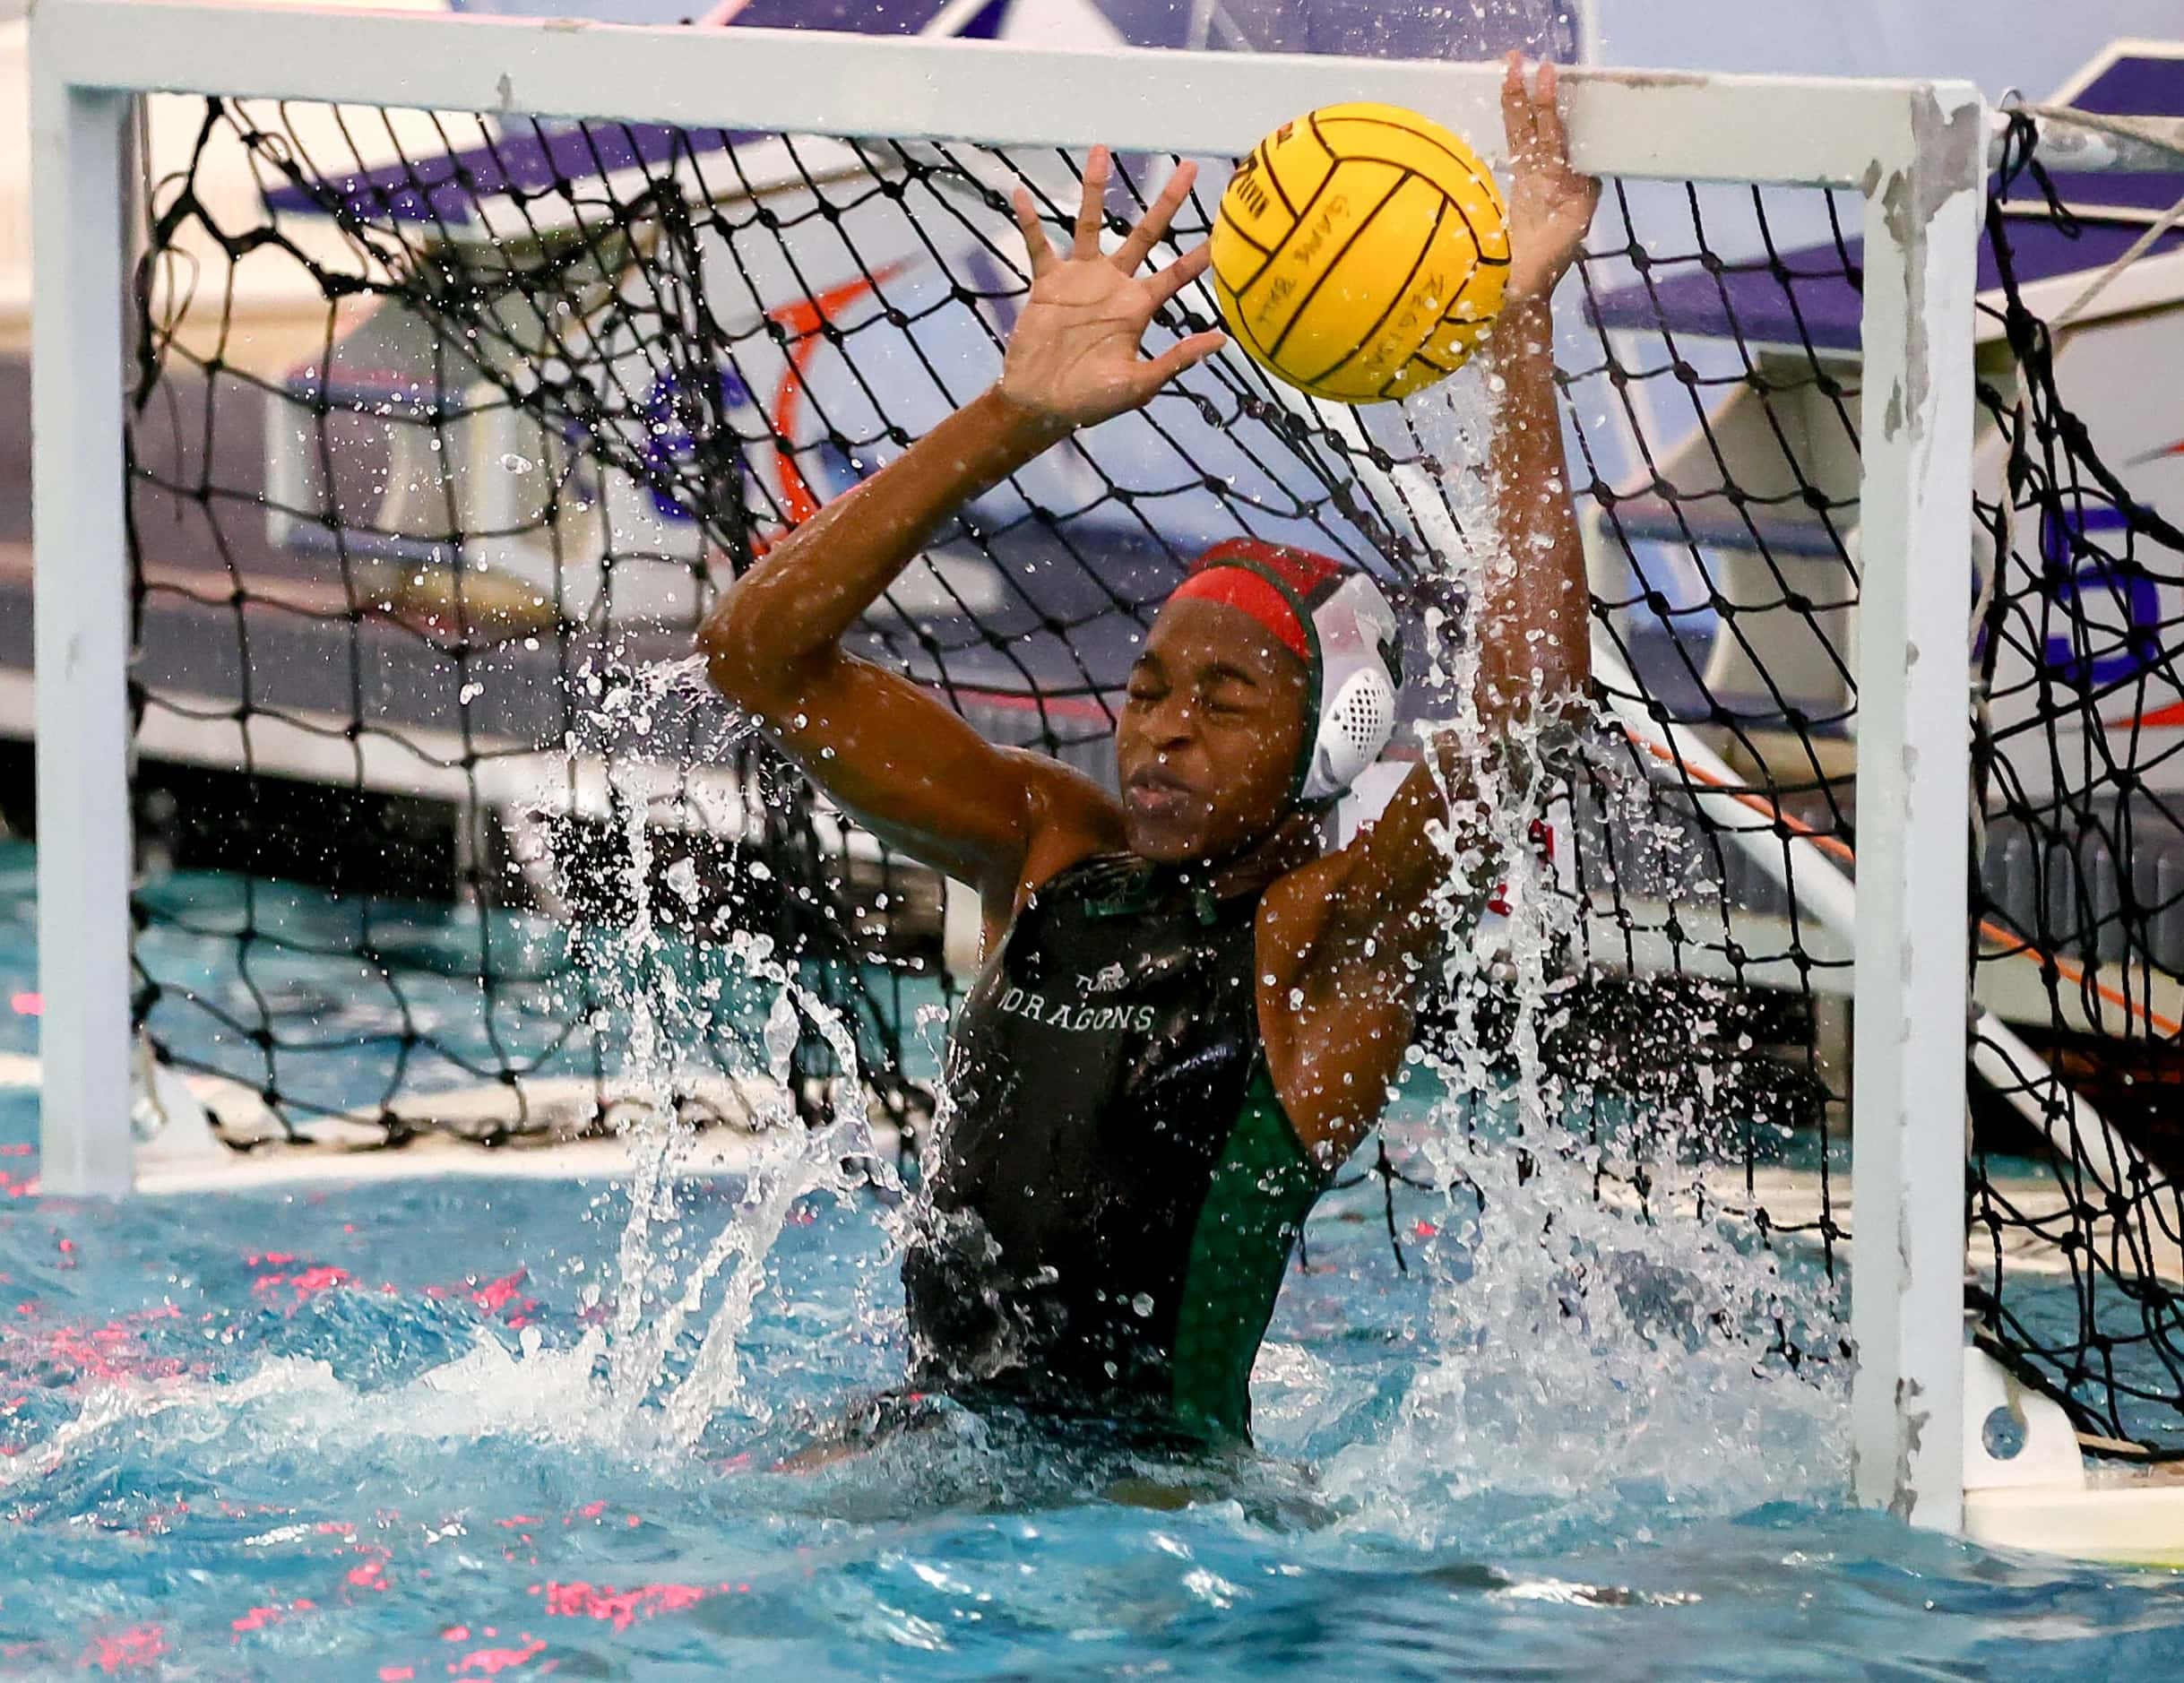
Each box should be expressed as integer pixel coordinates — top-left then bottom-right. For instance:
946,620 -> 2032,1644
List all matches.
537,652 -> 905,1451
1321,376 -> 1846,1544
18,463 -> 1847,1530
539,463 -> 1847,1516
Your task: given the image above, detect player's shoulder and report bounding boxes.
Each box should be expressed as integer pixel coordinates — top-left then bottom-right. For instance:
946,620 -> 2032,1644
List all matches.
1005,744 -> 1127,841
1000,747 -> 1127,907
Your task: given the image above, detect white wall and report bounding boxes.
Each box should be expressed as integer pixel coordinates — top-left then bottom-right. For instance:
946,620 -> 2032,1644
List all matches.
0,0 -> 451,352
0,22 -> 29,343
1587,0 -> 2179,99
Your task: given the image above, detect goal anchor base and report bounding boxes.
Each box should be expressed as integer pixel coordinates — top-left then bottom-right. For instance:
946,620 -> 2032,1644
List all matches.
1962,1345 -> 2184,1567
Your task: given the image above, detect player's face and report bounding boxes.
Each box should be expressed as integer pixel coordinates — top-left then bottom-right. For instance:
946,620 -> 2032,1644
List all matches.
1116,597 -> 1309,864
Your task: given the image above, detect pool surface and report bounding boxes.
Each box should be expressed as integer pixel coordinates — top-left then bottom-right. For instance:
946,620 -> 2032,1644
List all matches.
3,854 -> 2182,1679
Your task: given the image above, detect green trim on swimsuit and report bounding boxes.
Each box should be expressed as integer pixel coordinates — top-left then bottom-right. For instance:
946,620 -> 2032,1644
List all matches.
1168,1061 -> 1326,1441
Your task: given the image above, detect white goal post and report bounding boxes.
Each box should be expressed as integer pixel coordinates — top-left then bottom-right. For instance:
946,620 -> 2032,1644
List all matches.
27,0 -> 1983,1527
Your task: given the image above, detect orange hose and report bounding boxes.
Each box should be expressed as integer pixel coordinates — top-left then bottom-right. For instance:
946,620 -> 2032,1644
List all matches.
1618,728 -> 2184,1040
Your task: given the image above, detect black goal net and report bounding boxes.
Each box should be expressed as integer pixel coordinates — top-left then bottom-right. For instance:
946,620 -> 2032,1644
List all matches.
108,87 -> 2184,1454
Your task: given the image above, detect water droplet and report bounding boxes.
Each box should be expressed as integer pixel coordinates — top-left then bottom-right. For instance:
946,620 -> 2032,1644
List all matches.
1130,1292 -> 1154,1317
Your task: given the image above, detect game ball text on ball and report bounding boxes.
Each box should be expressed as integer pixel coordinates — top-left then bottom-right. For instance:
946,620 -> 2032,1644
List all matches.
1210,102 -> 1511,404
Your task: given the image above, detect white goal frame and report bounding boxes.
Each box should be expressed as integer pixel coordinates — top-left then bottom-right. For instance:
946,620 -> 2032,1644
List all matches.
27,0 -> 1983,1529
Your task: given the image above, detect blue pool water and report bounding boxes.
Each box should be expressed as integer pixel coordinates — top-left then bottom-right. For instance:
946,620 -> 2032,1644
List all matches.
2,849 -> 2181,1679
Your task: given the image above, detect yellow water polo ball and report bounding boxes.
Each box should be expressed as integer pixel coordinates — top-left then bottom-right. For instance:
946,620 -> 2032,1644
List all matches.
1209,102 -> 1510,405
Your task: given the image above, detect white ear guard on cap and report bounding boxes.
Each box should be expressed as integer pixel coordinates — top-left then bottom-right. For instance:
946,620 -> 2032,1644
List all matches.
1298,569 -> 1404,802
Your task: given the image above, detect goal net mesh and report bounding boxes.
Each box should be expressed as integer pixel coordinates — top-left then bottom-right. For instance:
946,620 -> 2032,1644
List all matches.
1964,118 -> 2184,1455
115,92 -> 2183,1454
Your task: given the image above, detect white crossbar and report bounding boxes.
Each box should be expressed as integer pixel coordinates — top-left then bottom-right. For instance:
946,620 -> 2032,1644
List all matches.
39,0 -> 1938,186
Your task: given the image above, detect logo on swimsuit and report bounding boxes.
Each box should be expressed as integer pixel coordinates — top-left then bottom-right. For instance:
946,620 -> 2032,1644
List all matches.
997,985 -> 1155,1034
1079,962 -> 1129,995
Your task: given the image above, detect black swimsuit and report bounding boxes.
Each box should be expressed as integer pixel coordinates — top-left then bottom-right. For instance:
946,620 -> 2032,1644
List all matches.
903,853 -> 1327,1443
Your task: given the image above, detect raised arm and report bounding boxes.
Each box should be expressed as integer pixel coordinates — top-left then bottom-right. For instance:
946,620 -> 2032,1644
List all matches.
1318,56 -> 1598,920
1475,57 -> 1596,742
1332,57 -> 1600,934
700,151 -> 1224,902
1265,56 -> 1601,1158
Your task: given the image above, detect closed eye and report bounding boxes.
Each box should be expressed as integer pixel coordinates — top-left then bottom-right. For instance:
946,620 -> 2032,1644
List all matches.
1199,676 -> 1262,717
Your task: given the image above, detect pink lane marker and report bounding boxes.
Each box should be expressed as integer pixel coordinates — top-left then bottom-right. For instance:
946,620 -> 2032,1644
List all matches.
378,1669 -> 416,1681
540,1580 -> 735,1633
229,1599 -> 315,1636
10,991 -> 40,1015
5,1306 -> 187,1385
470,1272 -> 527,1313
426,1270 -> 541,1329
79,1625 -> 168,1674
249,1262 -> 354,1307
447,1635 -> 547,1675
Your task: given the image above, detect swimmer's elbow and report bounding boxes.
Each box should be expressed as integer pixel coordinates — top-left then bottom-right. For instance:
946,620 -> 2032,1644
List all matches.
698,576 -> 799,713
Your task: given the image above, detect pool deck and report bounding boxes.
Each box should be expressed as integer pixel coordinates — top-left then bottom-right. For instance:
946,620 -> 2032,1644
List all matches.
0,1048 -> 902,1195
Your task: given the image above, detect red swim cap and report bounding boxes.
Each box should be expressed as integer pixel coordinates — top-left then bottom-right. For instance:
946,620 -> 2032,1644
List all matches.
1165,538 -> 1351,665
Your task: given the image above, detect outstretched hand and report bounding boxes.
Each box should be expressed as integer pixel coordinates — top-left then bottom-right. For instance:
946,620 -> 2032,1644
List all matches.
1000,150 -> 1227,432
1500,54 -> 1601,305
